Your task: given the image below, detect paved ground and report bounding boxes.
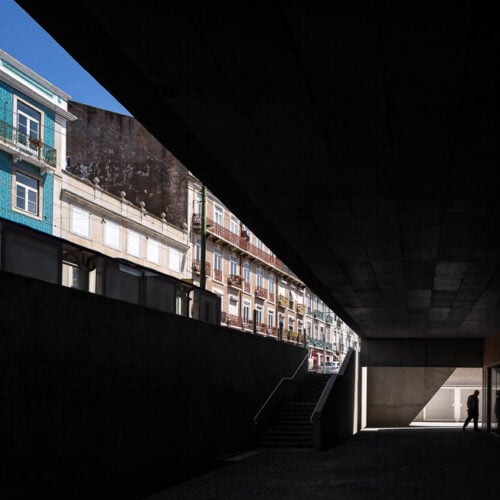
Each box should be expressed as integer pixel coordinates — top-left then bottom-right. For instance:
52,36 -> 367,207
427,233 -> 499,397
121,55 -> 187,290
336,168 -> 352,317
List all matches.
145,428 -> 500,500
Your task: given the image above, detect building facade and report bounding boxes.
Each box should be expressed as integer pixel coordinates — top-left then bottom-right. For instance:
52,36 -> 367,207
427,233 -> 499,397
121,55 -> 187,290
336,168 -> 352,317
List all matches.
187,174 -> 359,368
0,48 -> 76,234
56,169 -> 190,287
0,48 -> 358,366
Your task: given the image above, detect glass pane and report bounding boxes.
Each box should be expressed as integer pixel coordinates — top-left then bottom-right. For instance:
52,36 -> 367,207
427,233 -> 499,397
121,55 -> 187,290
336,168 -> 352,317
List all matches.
4,231 -> 59,283
104,220 -> 121,248
16,185 -> 25,209
103,261 -> 141,304
127,230 -> 140,256
29,121 -> 39,139
70,206 -> 90,237
147,238 -> 160,264
27,190 -> 37,214
17,172 -> 38,190
144,273 -> 176,313
18,101 -> 39,119
18,113 -> 27,134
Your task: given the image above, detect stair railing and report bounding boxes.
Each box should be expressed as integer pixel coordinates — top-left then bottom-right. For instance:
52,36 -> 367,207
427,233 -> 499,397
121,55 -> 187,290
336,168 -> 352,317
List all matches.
254,352 -> 309,425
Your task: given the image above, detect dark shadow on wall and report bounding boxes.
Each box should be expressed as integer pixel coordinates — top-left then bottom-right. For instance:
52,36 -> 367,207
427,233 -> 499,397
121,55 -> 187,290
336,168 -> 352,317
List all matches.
0,271 -> 306,498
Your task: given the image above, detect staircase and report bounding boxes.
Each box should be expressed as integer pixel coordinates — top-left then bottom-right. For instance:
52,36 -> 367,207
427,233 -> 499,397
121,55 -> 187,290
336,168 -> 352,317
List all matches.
256,373 -> 331,449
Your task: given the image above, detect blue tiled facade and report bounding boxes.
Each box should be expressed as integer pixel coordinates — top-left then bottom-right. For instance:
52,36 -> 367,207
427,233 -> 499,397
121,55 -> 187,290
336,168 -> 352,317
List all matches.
0,150 -> 54,233
0,80 -> 56,235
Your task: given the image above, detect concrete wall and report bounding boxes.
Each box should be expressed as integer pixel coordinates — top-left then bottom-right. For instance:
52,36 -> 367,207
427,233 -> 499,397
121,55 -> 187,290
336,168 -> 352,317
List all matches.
0,271 -> 306,497
484,331 -> 500,368
366,366 -> 455,427
361,338 -> 484,367
314,349 -> 358,450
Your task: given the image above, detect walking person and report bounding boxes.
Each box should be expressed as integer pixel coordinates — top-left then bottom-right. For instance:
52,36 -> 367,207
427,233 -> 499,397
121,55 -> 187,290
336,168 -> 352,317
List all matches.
462,390 -> 480,432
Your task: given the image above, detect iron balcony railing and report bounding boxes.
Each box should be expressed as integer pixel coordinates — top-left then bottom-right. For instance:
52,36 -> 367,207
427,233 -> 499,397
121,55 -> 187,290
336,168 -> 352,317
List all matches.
191,213 -> 285,271
0,119 -> 57,168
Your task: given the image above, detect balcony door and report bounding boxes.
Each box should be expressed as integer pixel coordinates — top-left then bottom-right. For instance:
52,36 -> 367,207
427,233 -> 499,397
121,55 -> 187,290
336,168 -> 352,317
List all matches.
17,101 -> 41,153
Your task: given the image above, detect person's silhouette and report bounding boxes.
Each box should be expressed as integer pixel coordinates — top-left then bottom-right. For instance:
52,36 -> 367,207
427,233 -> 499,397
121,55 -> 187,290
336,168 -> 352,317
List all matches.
462,390 -> 480,432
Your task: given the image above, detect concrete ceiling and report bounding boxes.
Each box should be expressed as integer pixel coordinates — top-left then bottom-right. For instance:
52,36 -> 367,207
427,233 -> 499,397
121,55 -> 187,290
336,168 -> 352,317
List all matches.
16,1 -> 500,340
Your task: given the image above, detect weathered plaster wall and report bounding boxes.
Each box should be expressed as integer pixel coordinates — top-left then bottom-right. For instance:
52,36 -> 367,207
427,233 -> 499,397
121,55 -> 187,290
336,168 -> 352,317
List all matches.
66,101 -> 188,228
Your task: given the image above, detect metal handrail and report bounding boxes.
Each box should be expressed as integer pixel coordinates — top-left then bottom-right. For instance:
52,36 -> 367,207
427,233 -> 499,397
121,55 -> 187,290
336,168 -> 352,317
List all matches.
254,351 -> 309,424
309,348 -> 353,423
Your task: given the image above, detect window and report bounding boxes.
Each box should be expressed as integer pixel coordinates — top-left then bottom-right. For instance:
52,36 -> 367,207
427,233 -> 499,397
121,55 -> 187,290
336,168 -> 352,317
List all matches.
256,267 -> 263,288
70,205 -> 90,237
268,309 -> 275,327
169,247 -> 182,272
146,237 -> 160,264
17,101 -> 41,149
195,192 -> 202,214
255,305 -> 263,324
214,248 -> 222,271
268,274 -> 275,292
214,205 -> 223,225
104,220 -> 121,249
230,215 -> 239,234
289,317 -> 295,332
256,237 -> 264,250
243,261 -> 250,283
230,256 -> 238,276
242,301 -> 251,321
279,314 -> 285,329
195,239 -> 201,261
127,229 -> 140,256
306,321 -> 312,338
15,171 -> 39,215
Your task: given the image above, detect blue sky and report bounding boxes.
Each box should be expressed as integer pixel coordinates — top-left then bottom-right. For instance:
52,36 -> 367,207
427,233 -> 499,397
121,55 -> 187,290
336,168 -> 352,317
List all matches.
0,0 -> 131,115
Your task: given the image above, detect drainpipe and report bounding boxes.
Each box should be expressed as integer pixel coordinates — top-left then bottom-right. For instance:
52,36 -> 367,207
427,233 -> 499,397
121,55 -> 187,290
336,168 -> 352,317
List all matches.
200,185 -> 206,290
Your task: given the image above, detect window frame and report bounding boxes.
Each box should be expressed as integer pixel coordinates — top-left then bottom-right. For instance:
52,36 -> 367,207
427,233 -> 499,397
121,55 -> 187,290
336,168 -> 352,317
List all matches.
126,229 -> 141,257
14,97 -> 44,154
169,246 -> 182,272
213,247 -> 222,271
146,237 -> 161,264
103,219 -> 121,250
214,205 -> 223,226
12,168 -> 42,219
70,205 -> 90,238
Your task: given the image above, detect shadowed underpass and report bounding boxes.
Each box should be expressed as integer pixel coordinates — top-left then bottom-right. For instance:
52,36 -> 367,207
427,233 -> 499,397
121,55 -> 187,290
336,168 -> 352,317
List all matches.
146,429 -> 499,500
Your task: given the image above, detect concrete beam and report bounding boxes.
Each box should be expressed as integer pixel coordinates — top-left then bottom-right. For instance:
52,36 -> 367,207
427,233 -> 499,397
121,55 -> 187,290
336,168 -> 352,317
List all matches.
360,338 -> 483,367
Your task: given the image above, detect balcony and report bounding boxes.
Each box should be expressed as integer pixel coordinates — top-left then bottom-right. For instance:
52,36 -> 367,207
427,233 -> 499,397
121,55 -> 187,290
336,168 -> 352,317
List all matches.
191,213 -> 202,228
0,119 -> 57,169
213,269 -> 222,282
191,259 -> 211,275
278,295 -> 289,308
199,216 -> 284,271
227,274 -> 243,288
296,304 -> 307,315
313,310 -> 324,321
254,287 -> 268,300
